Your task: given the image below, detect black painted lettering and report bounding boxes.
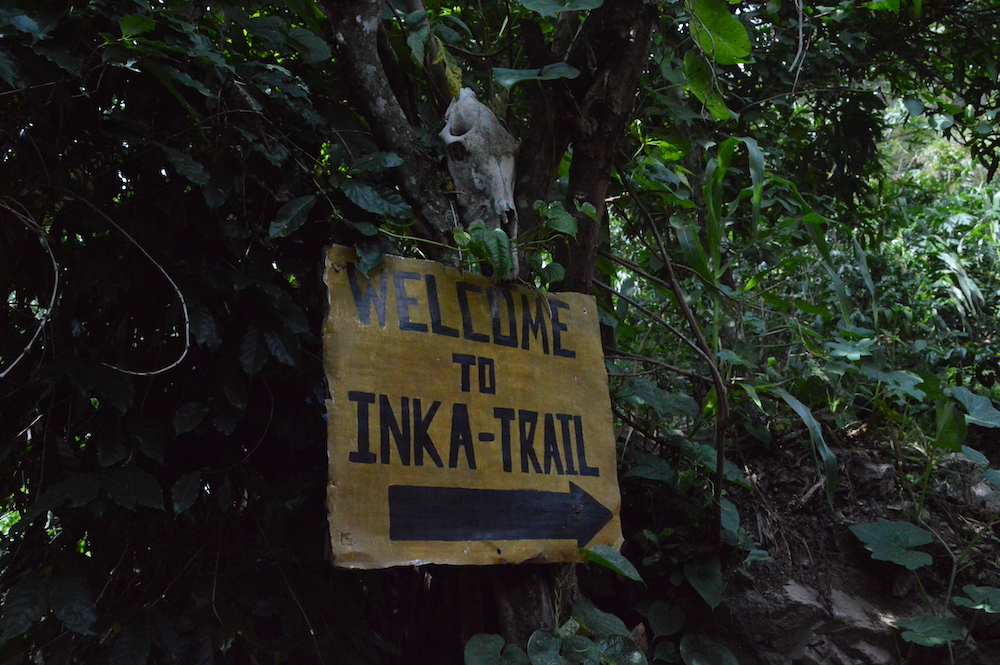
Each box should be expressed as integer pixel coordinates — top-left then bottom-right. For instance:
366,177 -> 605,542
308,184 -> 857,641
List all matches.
556,413 -> 577,475
347,265 -> 387,327
379,395 -> 410,465
394,271 -> 428,332
493,407 -> 515,473
456,282 -> 489,342
575,415 -> 599,477
542,413 -> 564,475
518,410 -> 542,474
548,298 -> 576,358
426,274 -> 459,337
478,357 -> 496,395
413,399 -> 444,467
452,353 -> 476,392
521,294 -> 549,354
488,288 -> 518,348
348,391 -> 376,463
449,403 -> 476,469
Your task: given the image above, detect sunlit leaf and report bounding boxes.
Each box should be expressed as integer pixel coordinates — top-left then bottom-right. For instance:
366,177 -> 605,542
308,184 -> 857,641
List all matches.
690,0 -> 751,65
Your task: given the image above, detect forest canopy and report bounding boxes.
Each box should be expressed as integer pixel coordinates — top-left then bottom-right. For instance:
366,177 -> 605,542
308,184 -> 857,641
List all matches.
4,0 -> 1000,663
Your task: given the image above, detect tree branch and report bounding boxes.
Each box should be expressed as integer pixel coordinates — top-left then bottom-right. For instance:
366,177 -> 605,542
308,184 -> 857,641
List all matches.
327,0 -> 457,252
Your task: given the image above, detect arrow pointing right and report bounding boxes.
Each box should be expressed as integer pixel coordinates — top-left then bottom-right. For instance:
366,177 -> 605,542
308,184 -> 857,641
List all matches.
388,482 -> 613,547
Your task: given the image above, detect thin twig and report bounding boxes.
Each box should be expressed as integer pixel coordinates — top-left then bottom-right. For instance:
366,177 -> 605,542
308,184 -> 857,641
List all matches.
606,351 -> 712,384
66,193 -> 191,376
0,201 -> 60,379
622,178 -> 731,552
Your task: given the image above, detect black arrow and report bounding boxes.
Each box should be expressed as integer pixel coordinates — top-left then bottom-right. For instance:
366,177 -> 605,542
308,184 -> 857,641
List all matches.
388,483 -> 612,547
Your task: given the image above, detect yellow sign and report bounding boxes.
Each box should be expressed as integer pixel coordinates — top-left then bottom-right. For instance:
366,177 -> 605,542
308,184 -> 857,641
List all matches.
324,245 -> 622,569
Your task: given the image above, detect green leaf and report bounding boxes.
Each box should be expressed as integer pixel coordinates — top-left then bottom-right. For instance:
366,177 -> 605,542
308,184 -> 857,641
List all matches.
11,14 -> 44,41
172,472 -> 202,514
893,616 -> 964,646
0,574 -> 48,643
954,585 -> 1000,614
679,633 -> 738,665
110,623 -> 151,665
947,387 -> 1000,428
269,195 -> 317,238
858,363 -> 925,400
494,63 -> 580,90
173,402 -> 209,435
903,98 -> 924,116
934,399 -> 967,452
240,325 -> 268,376
624,452 -> 676,486
595,635 -> 647,665
406,23 -> 431,65
164,147 -> 209,185
120,14 -> 155,37
105,468 -> 164,511
648,601 -> 685,639
985,469 -> 1000,489
776,389 -> 838,505
288,27 -> 330,64
341,181 -> 410,218
684,557 -> 723,609
516,0 -> 604,18
690,0 -> 751,65
263,328 -> 297,366
526,630 -> 566,665
353,152 -> 404,172
671,217 -> 712,282
849,519 -> 933,570
581,544 -> 643,582
571,600 -> 629,639
962,445 -> 989,466
465,634 -> 531,665
50,568 -> 96,635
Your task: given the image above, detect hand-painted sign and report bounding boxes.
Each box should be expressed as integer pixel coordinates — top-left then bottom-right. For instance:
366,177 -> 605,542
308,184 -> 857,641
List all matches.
324,245 -> 622,569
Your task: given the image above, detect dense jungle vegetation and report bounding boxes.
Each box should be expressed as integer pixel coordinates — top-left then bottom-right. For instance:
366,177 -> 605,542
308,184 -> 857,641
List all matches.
5,0 -> 1000,663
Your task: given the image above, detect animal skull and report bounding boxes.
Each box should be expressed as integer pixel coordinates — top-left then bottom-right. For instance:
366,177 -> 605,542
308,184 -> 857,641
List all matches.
439,88 -> 518,246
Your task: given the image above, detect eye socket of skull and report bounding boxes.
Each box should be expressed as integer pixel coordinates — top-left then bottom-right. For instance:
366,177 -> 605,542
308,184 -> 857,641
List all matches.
446,141 -> 469,162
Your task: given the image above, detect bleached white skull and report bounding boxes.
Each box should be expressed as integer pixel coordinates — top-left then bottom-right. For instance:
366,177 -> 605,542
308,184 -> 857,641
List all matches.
440,88 -> 518,244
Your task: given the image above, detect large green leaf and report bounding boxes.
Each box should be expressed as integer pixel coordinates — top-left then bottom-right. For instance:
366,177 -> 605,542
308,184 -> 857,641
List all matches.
526,630 -> 568,665
581,544 -> 643,582
684,557 -> 723,609
934,399 -> 967,452
647,601 -> 685,639
494,63 -> 580,90
516,0 -> 603,18
679,633 -> 739,665
948,386 -> 1000,428
893,616 -> 964,646
105,467 -> 164,511
571,600 -> 629,639
954,585 -> 1000,613
689,0 -> 751,65
849,519 -> 933,570
465,634 -> 531,665
0,574 -> 48,643
776,389 -> 838,504
269,195 -> 317,238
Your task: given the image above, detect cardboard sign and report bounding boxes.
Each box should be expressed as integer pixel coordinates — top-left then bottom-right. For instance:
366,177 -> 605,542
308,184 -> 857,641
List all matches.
324,245 -> 622,569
